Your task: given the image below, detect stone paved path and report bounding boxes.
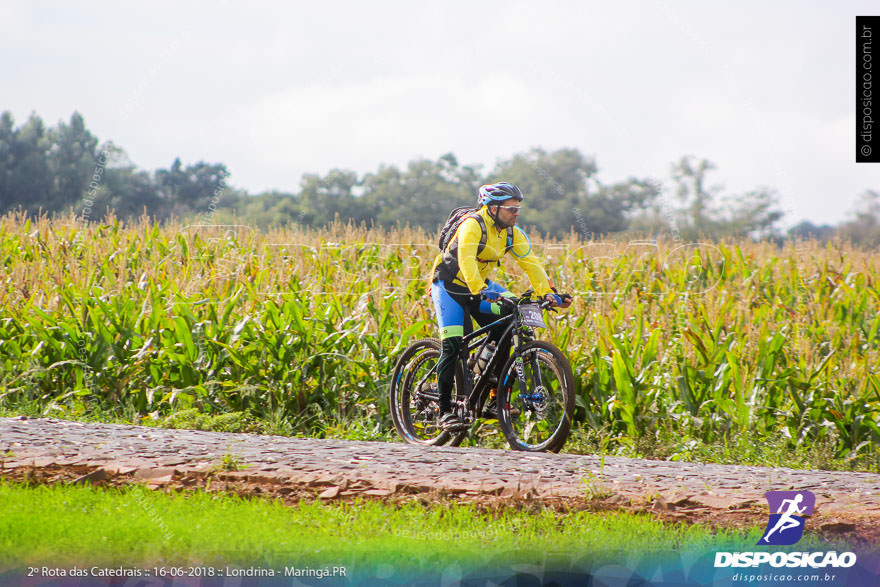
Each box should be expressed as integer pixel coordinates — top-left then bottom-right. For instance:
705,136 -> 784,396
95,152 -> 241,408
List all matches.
2,417 -> 879,537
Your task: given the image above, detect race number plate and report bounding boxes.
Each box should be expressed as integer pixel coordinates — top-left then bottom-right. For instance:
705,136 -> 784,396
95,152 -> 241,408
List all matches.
520,303 -> 546,328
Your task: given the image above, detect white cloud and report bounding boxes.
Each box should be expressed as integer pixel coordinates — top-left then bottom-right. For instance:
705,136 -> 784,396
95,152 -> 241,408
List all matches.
3,0 -> 879,225
0,2 -> 26,36
223,73 -> 569,189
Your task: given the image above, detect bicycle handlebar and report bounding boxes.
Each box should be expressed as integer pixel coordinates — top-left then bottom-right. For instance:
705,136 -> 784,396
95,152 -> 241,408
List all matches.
480,291 -> 569,311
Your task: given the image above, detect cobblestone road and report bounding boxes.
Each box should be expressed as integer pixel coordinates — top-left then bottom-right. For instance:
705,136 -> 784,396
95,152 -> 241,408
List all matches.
2,417 -> 879,537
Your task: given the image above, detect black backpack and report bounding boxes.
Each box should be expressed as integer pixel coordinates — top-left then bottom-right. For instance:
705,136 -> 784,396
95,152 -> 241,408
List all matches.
435,207 -> 513,283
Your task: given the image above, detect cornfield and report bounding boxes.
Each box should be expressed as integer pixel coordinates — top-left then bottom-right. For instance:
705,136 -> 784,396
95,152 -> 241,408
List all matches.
1,213 -> 878,462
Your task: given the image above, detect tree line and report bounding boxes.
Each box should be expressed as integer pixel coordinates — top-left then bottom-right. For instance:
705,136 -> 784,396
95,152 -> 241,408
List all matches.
1,110 -> 875,243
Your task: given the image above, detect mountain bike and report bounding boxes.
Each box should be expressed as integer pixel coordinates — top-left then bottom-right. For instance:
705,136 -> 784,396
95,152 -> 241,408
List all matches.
389,292 -> 575,452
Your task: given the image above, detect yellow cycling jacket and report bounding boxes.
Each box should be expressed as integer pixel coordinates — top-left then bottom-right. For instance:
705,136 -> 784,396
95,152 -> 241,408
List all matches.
429,206 -> 554,297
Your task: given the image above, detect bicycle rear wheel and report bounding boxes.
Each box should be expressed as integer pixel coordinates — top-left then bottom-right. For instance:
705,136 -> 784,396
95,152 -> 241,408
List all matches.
496,341 -> 575,453
389,338 -> 463,446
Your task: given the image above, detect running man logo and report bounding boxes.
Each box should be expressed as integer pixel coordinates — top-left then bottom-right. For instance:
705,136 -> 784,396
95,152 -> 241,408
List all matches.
757,491 -> 816,546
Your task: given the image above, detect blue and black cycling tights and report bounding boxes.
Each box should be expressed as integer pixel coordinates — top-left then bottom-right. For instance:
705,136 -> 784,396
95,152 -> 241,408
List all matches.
430,280 -> 512,415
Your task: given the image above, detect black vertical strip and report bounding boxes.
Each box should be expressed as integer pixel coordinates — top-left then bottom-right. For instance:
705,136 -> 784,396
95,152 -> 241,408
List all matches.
857,16 -> 880,163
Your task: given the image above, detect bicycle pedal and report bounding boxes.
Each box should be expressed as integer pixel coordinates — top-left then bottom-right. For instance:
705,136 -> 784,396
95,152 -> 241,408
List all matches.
440,412 -> 469,432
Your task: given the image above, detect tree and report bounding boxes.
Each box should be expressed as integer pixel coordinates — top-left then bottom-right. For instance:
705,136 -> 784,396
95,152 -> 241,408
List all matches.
233,191 -> 300,229
837,190 -> 880,247
490,147 -> 658,236
361,153 -> 480,229
6,114 -> 52,214
669,156 -> 784,240
100,145 -> 165,220
670,156 -> 721,238
47,111 -> 99,212
0,108 -> 798,239
787,221 -> 835,242
296,169 -> 367,227
0,112 -> 18,212
723,188 -> 784,240
156,158 -> 233,218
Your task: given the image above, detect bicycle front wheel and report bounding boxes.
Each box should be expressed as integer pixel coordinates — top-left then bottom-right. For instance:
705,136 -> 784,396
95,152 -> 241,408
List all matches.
496,341 -> 575,453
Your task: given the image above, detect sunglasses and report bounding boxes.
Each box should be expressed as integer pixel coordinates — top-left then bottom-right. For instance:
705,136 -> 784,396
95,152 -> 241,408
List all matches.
496,205 -> 521,212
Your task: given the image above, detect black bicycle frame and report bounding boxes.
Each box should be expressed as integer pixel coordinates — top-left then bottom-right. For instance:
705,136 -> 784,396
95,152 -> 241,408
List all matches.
457,308 -> 524,412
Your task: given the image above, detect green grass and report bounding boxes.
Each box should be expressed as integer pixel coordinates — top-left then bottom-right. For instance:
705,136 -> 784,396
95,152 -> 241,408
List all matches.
0,481 -> 781,572
564,426 -> 880,472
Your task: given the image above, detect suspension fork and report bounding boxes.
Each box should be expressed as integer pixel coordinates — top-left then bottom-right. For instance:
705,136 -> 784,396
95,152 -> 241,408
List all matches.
511,332 -> 530,396
509,330 -> 545,409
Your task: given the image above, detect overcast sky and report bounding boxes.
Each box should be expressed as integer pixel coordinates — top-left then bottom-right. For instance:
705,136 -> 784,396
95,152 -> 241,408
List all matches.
3,1 -> 878,227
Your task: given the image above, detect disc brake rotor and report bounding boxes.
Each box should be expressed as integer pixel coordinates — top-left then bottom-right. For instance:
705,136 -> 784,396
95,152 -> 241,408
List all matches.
526,386 -> 549,418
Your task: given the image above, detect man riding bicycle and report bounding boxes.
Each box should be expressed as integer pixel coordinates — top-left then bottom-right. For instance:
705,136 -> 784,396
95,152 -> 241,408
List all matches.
429,182 -> 572,431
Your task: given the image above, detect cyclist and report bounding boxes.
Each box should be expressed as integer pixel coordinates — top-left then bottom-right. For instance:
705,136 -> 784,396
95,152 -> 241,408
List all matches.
429,182 -> 571,431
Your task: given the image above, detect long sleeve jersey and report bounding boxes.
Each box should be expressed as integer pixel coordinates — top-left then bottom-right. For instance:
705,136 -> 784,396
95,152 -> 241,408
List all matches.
429,206 -> 554,297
